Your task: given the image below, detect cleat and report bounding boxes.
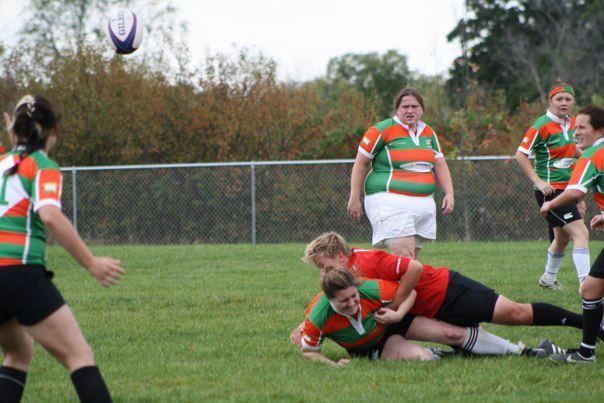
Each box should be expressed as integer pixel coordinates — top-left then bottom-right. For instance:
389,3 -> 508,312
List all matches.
430,348 -> 457,359
539,275 -> 565,291
550,349 -> 595,363
523,339 -> 565,358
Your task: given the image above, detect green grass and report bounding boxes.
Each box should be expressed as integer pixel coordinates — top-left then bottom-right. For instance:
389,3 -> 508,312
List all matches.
14,241 -> 604,402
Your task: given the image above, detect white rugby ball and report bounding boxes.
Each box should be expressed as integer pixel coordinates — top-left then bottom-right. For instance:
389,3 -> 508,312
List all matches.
106,9 -> 143,54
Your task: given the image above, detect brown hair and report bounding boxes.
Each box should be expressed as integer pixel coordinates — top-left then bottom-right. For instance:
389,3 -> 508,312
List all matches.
321,269 -> 364,300
5,95 -> 60,176
302,232 -> 351,266
578,105 -> 604,131
392,87 -> 424,114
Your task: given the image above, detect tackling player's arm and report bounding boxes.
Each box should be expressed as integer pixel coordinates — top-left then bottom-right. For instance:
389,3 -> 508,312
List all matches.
390,259 -> 422,310
374,289 -> 417,325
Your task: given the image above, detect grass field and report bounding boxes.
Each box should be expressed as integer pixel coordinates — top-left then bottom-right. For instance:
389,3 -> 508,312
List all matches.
16,241 -> 604,402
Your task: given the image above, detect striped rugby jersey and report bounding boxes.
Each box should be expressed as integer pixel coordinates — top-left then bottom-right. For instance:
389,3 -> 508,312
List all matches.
566,138 -> 604,210
358,117 -> 444,197
0,149 -> 62,266
517,111 -> 576,189
347,248 -> 450,318
301,280 -> 397,351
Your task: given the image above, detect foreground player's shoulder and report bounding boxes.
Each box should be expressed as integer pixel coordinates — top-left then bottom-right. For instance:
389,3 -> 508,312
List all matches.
531,114 -> 551,131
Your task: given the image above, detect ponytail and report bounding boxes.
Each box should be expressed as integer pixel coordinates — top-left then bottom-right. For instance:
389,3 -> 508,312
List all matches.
5,95 -> 59,176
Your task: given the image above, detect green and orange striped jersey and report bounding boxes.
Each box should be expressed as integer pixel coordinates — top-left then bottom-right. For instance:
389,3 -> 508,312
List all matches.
358,117 -> 444,197
301,280 -> 397,351
0,149 -> 62,266
567,139 -> 604,210
517,111 -> 576,189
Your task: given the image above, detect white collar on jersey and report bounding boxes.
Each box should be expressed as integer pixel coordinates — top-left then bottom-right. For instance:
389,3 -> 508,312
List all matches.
546,110 -> 572,141
592,138 -> 604,147
328,300 -> 366,335
11,146 -> 47,157
393,116 -> 426,146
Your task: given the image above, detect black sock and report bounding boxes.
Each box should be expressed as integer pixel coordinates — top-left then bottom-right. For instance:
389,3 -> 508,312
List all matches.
531,302 -> 583,329
579,297 -> 603,357
70,366 -> 112,403
0,366 -> 27,403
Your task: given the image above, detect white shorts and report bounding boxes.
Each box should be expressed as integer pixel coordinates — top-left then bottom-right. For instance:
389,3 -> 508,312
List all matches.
364,192 -> 436,248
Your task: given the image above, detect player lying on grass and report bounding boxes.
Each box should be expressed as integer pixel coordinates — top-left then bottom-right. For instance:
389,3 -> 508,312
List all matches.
298,268 -> 455,365
295,232 -> 598,354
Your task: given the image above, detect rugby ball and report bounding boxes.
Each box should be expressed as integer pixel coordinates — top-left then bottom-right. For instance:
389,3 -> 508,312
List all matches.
106,9 -> 143,54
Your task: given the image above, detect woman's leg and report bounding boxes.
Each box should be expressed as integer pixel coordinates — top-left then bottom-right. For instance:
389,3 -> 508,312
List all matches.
381,334 -> 433,361
563,220 -> 590,286
385,236 -> 416,258
540,227 -> 570,289
405,316 -> 522,355
491,295 -> 582,329
24,305 -> 111,403
0,319 -> 34,402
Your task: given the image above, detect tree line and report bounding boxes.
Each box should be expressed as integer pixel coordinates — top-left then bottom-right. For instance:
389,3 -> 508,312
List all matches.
0,0 -> 601,166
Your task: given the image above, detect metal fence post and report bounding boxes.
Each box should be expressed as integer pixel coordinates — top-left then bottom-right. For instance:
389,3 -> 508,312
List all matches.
71,168 -> 78,230
251,162 -> 257,245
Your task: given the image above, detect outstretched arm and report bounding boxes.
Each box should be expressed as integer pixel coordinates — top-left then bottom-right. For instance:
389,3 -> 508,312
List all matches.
38,205 -> 124,287
301,349 -> 350,367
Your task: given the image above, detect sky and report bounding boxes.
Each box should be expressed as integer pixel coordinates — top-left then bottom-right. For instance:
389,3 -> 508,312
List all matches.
0,0 -> 466,81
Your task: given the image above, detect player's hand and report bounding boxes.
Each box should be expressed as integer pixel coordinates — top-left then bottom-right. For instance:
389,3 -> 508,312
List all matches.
373,307 -> 403,325
87,256 -> 124,288
336,358 -> 350,367
535,179 -> 555,196
347,198 -> 363,223
590,214 -> 604,231
441,193 -> 454,215
540,201 -> 552,216
290,322 -> 304,347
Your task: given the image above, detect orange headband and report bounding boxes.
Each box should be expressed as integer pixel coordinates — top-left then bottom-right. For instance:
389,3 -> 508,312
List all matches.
549,85 -> 575,99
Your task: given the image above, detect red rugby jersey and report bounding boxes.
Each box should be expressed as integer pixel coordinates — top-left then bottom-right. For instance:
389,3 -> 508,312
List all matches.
347,248 -> 450,317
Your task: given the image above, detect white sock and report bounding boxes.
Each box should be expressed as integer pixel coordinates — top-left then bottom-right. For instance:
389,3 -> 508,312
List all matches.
572,248 -> 590,284
543,249 -> 565,281
460,327 -> 522,355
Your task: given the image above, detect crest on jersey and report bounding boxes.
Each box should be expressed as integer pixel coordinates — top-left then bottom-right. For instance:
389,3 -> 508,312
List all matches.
44,183 -> 58,193
426,139 -> 433,149
362,137 -> 370,145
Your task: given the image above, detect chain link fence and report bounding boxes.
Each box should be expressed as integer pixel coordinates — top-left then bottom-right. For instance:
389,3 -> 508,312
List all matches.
58,157 -> 604,245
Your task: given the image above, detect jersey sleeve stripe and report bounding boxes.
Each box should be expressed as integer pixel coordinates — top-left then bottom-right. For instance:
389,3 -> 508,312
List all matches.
358,146 -> 373,159
566,184 -> 588,193
517,146 -> 531,155
395,257 -> 402,274
33,199 -> 61,211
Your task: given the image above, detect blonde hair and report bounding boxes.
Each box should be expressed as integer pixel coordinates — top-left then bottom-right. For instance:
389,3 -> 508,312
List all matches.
321,269 -> 364,300
302,232 -> 351,266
